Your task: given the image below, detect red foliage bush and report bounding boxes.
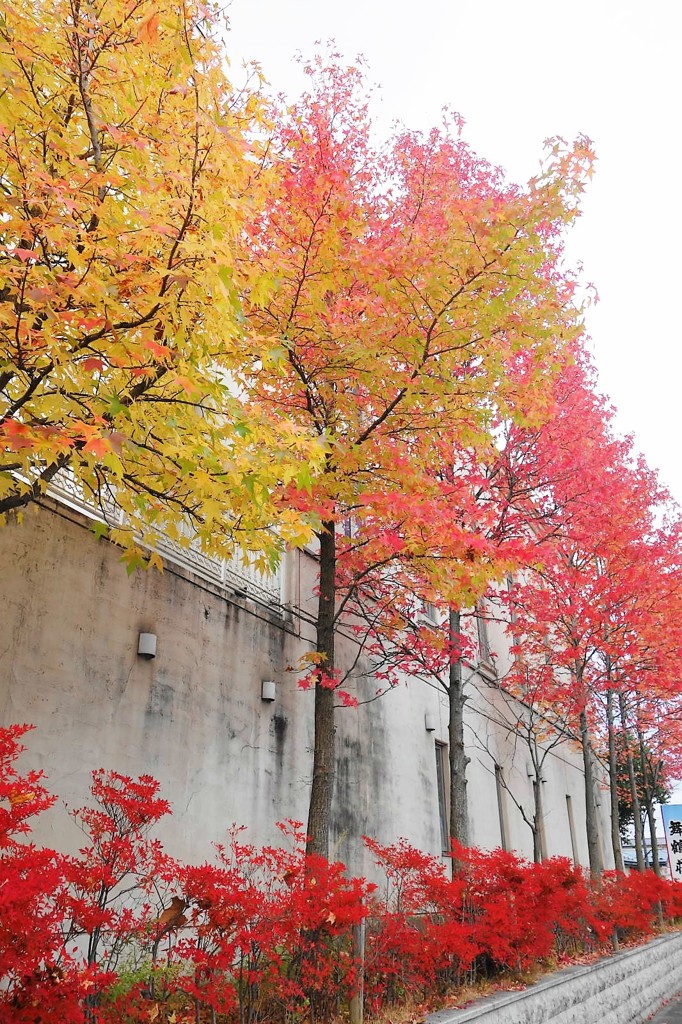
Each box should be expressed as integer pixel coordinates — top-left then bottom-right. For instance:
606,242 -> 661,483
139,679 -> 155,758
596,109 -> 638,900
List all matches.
0,725 -> 80,1022
362,837 -> 476,1007
169,823 -> 373,1021
1,723 -> 682,1023
362,833 -> 682,1014
586,868 -> 668,943
452,843 -> 596,970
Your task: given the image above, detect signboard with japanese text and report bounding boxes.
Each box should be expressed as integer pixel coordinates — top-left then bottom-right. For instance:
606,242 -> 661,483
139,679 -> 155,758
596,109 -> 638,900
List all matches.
661,805 -> 682,880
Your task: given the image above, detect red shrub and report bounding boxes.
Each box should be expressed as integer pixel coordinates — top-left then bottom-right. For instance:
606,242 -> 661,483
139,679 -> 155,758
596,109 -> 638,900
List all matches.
3,723 -> 682,1024
451,844 -> 596,970
156,822 -> 374,1022
586,869 -> 670,942
0,725 -> 81,1021
363,837 -> 477,1008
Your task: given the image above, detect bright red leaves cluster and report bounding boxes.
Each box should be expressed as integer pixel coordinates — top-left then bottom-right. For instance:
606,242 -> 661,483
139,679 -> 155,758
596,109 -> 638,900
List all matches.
2,726 -> 681,1023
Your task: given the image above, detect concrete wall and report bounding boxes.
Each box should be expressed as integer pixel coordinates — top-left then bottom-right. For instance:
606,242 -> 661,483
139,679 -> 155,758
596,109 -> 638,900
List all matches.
0,501 -> 613,877
427,931 -> 682,1024
1,502 -> 316,862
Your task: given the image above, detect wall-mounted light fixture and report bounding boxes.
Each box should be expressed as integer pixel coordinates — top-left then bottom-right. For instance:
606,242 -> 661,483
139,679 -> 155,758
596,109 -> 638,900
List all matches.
137,632 -> 157,659
261,680 -> 277,702
424,712 -> 437,732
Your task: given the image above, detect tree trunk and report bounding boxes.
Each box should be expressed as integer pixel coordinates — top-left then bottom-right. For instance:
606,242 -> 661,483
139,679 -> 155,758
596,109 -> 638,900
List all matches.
531,825 -> 541,864
448,608 -> 470,863
306,523 -> 337,858
644,797 -> 661,876
619,691 -> 645,871
532,774 -> 545,864
579,706 -> 603,876
637,726 -> 662,877
606,688 -> 624,871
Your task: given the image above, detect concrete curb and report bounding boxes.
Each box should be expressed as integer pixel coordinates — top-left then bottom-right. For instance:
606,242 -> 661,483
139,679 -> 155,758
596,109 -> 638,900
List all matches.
426,931 -> 682,1024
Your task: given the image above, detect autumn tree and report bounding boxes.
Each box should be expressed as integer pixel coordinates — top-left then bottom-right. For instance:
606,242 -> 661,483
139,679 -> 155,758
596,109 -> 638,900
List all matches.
0,0 -> 319,566
241,53 -> 591,856
610,622 -> 682,874
333,344 -> 625,860
336,421 -> 562,857
616,728 -> 671,841
590,524 -> 682,873
495,354 -> 682,874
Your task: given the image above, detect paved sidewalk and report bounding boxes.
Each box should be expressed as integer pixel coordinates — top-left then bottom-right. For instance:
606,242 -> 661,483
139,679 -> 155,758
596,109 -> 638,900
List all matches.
649,993 -> 682,1023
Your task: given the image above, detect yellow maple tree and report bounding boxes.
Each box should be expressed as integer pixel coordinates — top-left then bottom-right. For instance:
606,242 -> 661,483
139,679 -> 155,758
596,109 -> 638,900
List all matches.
0,0 -> 321,565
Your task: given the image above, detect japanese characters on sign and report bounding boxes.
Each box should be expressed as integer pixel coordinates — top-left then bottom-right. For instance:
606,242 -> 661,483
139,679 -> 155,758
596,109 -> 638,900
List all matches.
661,805 -> 682,881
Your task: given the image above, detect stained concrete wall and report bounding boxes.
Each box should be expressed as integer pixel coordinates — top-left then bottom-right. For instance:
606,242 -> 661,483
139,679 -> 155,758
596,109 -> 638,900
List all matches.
427,931 -> 682,1024
1,502 -> 316,862
0,500 -> 613,877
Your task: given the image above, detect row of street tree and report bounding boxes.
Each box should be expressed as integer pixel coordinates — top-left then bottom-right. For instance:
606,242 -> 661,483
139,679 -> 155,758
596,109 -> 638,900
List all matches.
457,353 -> 682,876
2,0 -> 680,866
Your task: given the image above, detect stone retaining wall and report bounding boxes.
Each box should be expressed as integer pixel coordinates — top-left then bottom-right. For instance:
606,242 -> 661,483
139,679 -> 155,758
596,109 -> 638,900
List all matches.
427,932 -> 682,1024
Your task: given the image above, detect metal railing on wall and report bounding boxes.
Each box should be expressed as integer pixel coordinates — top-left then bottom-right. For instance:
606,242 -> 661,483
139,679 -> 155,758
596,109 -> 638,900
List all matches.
47,470 -> 283,608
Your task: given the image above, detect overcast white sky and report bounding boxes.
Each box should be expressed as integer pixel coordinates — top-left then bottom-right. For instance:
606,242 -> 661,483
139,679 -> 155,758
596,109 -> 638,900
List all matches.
226,0 -> 682,505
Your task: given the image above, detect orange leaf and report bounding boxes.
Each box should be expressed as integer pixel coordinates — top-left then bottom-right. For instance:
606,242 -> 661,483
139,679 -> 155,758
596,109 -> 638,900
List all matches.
157,896 -> 187,931
82,435 -> 111,458
9,790 -> 36,806
136,11 -> 160,44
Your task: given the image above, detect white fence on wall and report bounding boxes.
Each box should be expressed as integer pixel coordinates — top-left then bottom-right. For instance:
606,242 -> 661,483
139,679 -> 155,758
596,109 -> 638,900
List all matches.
48,471 -> 283,607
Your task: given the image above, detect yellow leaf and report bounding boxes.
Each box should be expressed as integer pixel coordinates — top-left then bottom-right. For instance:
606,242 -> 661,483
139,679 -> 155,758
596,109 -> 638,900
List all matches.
147,552 -> 165,573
